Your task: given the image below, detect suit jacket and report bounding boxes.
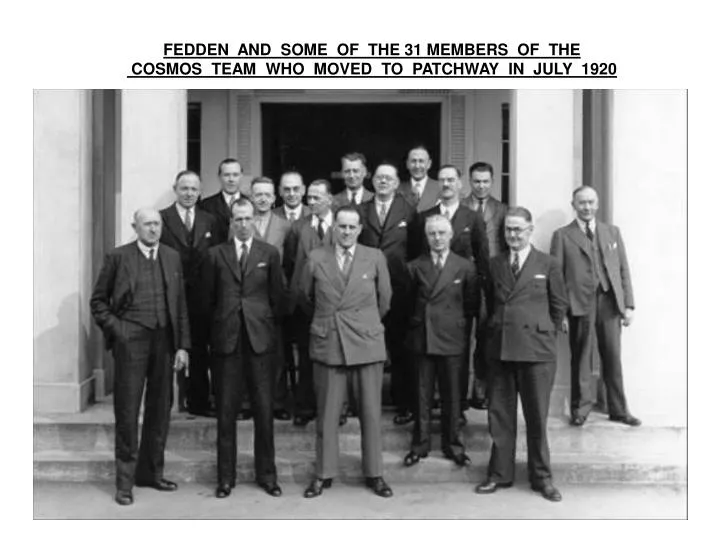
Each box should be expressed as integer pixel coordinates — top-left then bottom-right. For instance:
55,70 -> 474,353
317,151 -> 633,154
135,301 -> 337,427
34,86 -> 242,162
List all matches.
550,221 -> 634,316
90,242 -> 191,351
272,204 -> 311,222
486,248 -> 568,363
159,204 -> 220,288
299,245 -> 392,366
203,239 -> 284,356
199,191 -> 235,242
398,178 -> 442,213
406,252 -> 479,356
284,215 -> 334,295
333,187 -> 374,209
414,204 -> 491,281
254,212 -> 291,262
461,195 -> 507,258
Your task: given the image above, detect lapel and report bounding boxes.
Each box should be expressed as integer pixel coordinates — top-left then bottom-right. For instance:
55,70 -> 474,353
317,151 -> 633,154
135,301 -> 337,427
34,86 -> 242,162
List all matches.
344,245 -> 366,290
418,182 -> 435,209
430,253 -> 457,299
365,201 -> 382,234
494,253 -> 516,297
596,221 -> 611,262
415,255 -> 437,294
123,244 -> 141,295
254,214 -> 271,243
191,207 -> 210,246
156,244 -> 173,290
318,247 -> 346,295
383,197 -> 405,231
244,240 -> 263,274
511,248 -> 537,293
451,206 -> 470,239
568,220 -> 592,258
219,241 -> 243,284
484,197 -> 498,222
166,206 -> 190,247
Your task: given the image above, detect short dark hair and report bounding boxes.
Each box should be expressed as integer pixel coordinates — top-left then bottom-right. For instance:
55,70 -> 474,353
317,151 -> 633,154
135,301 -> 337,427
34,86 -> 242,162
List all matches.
469,161 -> 494,177
406,145 -> 431,160
341,152 -> 367,167
438,164 -> 462,177
309,178 -> 332,195
572,185 -> 598,200
217,158 -> 242,175
174,169 -> 200,185
373,160 -> 400,178
334,205 -> 361,222
229,196 -> 254,214
505,206 -> 533,223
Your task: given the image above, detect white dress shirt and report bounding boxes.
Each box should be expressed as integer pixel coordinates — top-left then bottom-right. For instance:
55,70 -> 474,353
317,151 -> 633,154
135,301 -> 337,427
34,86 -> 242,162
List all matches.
311,212 -> 333,235
438,200 -> 460,221
347,187 -> 366,205
510,244 -> 532,271
411,176 -> 428,198
137,241 -> 158,260
284,205 -> 301,221
175,203 -> 194,229
335,243 -> 357,270
233,236 -> 254,261
431,249 -> 449,269
576,217 -> 596,236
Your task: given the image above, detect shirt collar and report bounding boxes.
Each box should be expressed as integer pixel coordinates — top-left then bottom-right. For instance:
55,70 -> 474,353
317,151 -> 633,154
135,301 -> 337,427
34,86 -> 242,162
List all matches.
136,241 -> 158,259
223,191 -> 240,206
335,243 -> 357,258
175,203 -> 194,217
510,244 -> 532,268
439,200 -> 460,219
233,235 -> 253,256
431,249 -> 449,265
376,195 -> 394,208
576,217 -> 596,233
348,186 -> 364,202
312,212 -> 333,227
412,176 -> 428,191
284,204 -> 300,217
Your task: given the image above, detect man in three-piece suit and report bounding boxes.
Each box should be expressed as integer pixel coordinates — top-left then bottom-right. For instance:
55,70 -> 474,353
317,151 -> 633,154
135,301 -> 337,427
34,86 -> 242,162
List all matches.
159,170 -> 221,417
273,171 -> 311,222
550,186 -> 640,427
203,198 -> 284,499
250,176 -> 292,420
461,161 -> 508,410
90,208 -> 190,506
403,214 -> 478,469
413,165 -> 491,419
299,206 -> 394,499
283,179 -> 336,426
397,146 -> 442,212
199,158 -> 248,241
475,207 -> 568,502
359,162 -> 418,425
332,152 -> 374,208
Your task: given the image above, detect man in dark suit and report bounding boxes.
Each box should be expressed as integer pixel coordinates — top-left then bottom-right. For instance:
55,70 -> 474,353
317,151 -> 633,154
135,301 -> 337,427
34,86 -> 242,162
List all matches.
274,171 -> 310,222
90,208 -> 190,506
283,179 -> 335,426
299,206 -> 394,499
332,152 -> 374,207
550,186 -> 640,427
475,207 -> 568,502
160,170 -> 221,417
199,158 -> 246,241
397,146 -> 442,212
413,164 -> 491,420
461,161 -> 508,410
403,214 -> 478,468
203,198 -> 284,499
359,162 -> 418,425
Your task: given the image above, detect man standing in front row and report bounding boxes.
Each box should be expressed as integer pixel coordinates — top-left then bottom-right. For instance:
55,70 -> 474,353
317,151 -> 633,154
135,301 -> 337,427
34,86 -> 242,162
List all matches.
90,208 -> 190,506
299,206 -> 394,498
550,186 -> 640,427
476,207 -> 567,502
203,198 -> 284,498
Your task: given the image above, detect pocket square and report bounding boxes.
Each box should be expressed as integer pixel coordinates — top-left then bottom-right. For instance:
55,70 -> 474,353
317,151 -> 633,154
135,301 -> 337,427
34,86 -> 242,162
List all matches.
453,278 -> 462,284
398,221 -> 407,228
204,231 -> 212,238
463,226 -> 471,232
257,262 -> 267,268
362,273 -> 369,279
534,274 -> 547,279
609,241 -> 617,250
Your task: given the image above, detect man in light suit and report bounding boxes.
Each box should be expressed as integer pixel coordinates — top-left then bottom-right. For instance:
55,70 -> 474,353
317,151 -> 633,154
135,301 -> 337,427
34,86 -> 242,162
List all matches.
333,152 -> 374,207
90,208 -> 190,506
284,179 -> 336,426
359,161 -> 418,425
249,176 -> 292,420
299,206 -> 394,499
475,207 -> 568,502
550,186 -> 640,427
403,214 -> 478,468
203,198 -> 284,499
273,171 -> 310,222
160,170 -> 221,417
461,161 -> 508,410
199,158 -> 249,241
398,145 -> 441,212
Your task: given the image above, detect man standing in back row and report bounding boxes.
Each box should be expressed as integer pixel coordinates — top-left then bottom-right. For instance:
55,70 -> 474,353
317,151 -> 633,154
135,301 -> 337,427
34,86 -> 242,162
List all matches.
398,145 -> 442,213
550,186 -> 640,428
200,158 -> 247,241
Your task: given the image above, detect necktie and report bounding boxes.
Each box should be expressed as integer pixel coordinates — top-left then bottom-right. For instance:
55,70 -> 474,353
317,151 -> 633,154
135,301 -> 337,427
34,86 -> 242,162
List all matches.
480,199 -> 486,216
288,210 -> 296,222
442,207 -> 450,220
511,252 -> 520,277
412,182 -> 421,203
184,209 -> 193,231
148,248 -> 155,261
435,254 -> 443,272
378,201 -> 387,226
317,218 -> 325,240
239,242 -> 248,273
585,222 -> 594,242
341,248 -> 352,275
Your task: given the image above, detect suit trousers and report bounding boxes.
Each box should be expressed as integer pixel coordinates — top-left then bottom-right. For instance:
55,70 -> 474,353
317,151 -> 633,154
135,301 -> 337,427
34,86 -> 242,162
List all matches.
459,321 -> 474,409
313,361 -> 384,479
215,320 -> 277,486
569,288 -> 628,419
186,290 -> 213,412
112,321 -> 173,491
487,360 -> 556,487
411,354 -> 464,457
294,312 -> 316,418
388,307 -> 414,412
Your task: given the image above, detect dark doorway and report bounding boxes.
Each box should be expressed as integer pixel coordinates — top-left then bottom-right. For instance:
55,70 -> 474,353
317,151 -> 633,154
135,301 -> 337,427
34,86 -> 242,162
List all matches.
261,103 -> 442,193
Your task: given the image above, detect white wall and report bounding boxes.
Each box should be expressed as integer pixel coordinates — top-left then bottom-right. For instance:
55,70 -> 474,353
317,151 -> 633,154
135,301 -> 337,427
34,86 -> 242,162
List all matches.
610,90 -> 687,427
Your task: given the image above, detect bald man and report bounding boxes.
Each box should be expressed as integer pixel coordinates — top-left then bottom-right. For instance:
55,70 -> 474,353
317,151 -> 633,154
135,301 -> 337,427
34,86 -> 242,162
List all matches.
91,208 -> 191,506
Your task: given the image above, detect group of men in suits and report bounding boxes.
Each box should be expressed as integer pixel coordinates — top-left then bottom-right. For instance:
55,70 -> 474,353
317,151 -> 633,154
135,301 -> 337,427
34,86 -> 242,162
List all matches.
90,145 -> 639,505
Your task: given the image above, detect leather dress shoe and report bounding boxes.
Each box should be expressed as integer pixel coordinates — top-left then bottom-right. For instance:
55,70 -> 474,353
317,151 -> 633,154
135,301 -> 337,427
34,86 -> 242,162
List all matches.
458,412 -> 468,427
338,414 -> 347,426
215,484 -> 232,498
609,414 -> 642,427
393,410 -> 415,425
475,480 -> 513,494
469,398 -> 488,410
273,409 -> 292,421
188,408 -> 215,418
293,414 -> 313,427
303,478 -> 332,498
115,489 -> 134,505
237,410 -> 253,420
136,478 -> 178,491
366,476 -> 393,498
570,414 -> 587,427
532,483 -> 562,502
445,452 -> 471,467
258,481 -> 283,497
403,450 -> 427,467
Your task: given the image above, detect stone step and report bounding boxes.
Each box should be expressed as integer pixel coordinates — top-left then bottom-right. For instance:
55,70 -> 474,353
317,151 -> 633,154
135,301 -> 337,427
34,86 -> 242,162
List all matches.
32,448 -> 685,485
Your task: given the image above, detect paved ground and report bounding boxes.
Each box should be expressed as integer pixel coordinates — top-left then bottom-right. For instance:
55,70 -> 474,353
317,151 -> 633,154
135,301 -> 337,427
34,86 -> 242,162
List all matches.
34,481 -> 686,519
